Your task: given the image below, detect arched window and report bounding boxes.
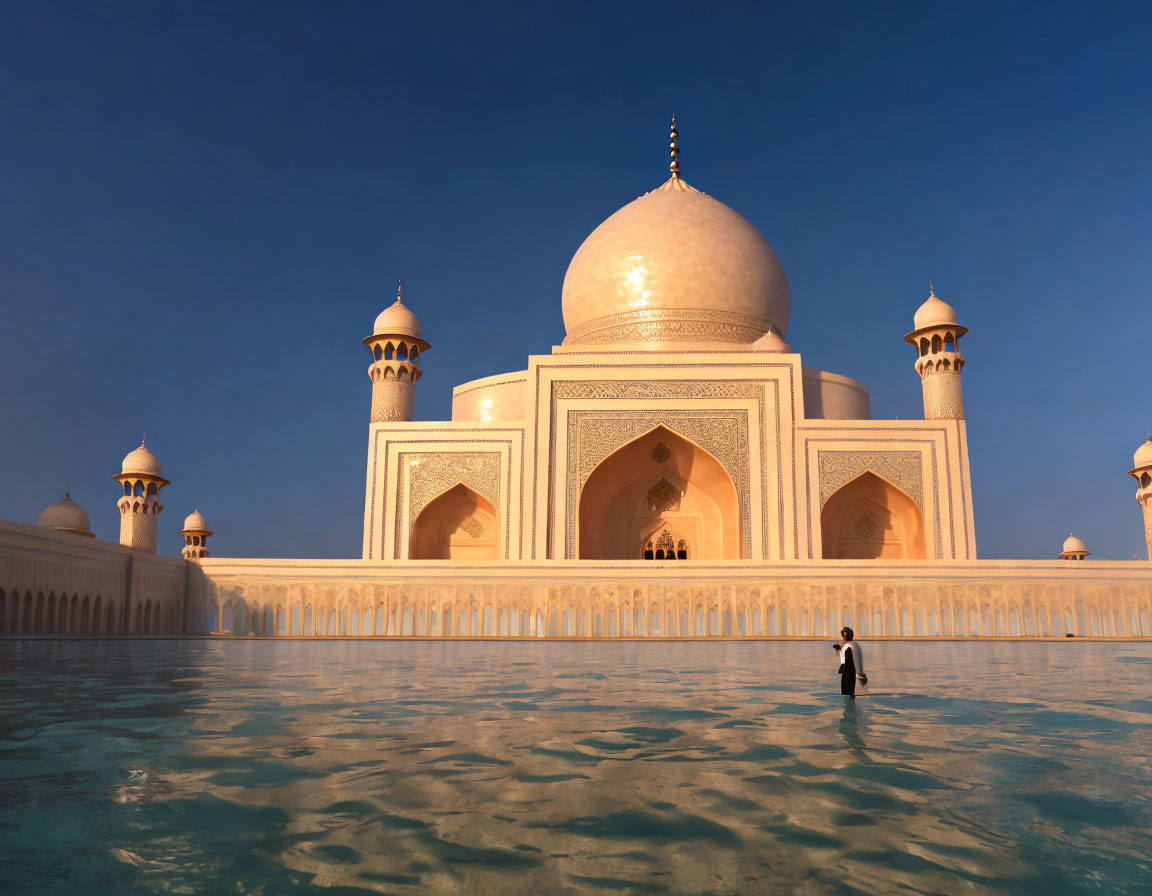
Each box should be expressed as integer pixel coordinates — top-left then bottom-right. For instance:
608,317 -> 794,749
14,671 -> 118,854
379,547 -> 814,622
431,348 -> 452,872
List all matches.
384,342 -> 395,360
373,344 -> 383,361
931,334 -> 942,353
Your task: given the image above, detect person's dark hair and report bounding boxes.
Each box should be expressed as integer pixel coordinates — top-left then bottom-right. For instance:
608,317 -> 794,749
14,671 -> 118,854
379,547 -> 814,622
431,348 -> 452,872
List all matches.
841,627 -> 854,640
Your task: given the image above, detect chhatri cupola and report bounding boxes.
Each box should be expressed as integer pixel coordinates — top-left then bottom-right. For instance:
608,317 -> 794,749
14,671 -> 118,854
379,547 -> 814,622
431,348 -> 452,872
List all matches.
561,119 -> 791,346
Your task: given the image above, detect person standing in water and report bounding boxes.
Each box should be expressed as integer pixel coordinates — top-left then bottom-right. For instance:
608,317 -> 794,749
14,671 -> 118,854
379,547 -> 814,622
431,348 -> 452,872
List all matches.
833,627 -> 867,699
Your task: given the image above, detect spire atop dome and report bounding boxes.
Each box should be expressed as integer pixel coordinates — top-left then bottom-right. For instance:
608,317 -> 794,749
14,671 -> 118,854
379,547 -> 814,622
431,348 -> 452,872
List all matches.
668,116 -> 680,179
929,280 -> 935,298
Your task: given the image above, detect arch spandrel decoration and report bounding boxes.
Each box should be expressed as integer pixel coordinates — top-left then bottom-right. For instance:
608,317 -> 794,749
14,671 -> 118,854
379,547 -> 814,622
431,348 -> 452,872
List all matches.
818,450 -> 923,511
566,412 -> 751,558
395,452 -> 501,558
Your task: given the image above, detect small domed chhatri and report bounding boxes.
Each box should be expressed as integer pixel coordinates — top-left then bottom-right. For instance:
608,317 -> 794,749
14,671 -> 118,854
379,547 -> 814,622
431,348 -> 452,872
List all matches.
182,509 -> 210,532
37,490 -> 94,537
912,282 -> 962,331
120,437 -> 164,477
1133,436 -> 1152,470
113,436 -> 170,554
371,281 -> 425,341
561,119 -> 791,346
179,509 -> 214,559
1059,533 -> 1089,560
364,281 -> 432,424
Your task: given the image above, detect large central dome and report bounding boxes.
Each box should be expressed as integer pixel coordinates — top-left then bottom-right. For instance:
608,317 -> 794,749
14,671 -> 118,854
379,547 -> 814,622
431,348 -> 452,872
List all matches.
561,176 -> 790,346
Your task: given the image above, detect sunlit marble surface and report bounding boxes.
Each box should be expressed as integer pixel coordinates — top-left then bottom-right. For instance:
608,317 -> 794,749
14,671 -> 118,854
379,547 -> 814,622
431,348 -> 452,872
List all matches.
1,641 -> 1150,894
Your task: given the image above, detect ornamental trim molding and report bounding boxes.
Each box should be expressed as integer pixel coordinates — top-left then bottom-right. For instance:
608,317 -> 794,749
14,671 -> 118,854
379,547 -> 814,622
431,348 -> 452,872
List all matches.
818,450 -> 924,511
562,308 -> 774,345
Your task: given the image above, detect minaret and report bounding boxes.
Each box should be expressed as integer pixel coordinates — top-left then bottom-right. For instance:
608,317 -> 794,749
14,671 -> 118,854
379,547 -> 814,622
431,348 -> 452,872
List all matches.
179,510 -> 213,559
905,283 -> 967,419
113,437 -> 169,553
1128,436 -> 1152,560
363,282 -> 430,423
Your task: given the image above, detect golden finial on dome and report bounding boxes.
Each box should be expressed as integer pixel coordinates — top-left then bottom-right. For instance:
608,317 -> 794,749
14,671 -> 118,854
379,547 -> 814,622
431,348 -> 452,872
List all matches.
929,280 -> 935,298
669,116 -> 680,179
396,280 -> 403,303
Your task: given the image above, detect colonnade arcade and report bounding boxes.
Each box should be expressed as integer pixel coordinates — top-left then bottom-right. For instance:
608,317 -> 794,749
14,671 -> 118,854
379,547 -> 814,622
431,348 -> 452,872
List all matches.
201,582 -> 1152,638
0,587 -> 180,635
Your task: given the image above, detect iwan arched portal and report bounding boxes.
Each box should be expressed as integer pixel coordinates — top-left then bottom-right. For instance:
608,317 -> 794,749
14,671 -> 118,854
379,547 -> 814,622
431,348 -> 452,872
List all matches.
410,483 -> 499,560
820,471 -> 926,560
577,425 -> 742,560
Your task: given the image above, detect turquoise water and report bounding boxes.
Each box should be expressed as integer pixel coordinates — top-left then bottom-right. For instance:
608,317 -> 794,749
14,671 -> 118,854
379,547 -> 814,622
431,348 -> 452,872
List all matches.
1,641 -> 1150,895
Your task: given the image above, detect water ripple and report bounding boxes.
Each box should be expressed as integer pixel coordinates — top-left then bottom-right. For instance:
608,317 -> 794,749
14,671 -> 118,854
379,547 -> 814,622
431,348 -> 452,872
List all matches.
1,639 -> 1150,894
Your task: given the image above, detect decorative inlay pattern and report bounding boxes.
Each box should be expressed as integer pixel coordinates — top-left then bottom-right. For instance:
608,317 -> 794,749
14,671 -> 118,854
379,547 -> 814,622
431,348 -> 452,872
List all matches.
554,380 -> 765,403
920,370 -> 965,419
647,478 -> 679,511
655,530 -> 675,552
563,309 -> 773,345
651,442 -> 671,464
395,452 -> 501,557
852,515 -> 880,539
818,450 -> 924,511
456,516 -> 484,539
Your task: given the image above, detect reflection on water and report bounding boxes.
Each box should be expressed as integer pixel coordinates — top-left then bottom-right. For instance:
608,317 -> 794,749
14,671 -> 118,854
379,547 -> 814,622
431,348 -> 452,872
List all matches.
1,640 -> 1151,895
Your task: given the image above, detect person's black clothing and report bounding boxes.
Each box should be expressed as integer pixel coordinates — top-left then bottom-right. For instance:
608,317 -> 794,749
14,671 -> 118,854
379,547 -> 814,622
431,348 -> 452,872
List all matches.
838,644 -> 856,696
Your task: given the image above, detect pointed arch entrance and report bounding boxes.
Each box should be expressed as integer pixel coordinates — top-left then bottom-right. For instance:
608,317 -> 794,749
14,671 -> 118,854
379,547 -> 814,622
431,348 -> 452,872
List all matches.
410,483 -> 499,560
820,471 -> 926,559
577,425 -> 741,559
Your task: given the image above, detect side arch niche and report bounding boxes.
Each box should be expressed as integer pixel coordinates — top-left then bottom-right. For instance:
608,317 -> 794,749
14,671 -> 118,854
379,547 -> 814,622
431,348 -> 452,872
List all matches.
820,471 -> 926,560
410,483 -> 499,560
577,425 -> 741,560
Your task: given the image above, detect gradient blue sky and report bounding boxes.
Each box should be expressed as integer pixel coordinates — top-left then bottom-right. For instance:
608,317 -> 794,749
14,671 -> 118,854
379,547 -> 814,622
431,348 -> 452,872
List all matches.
1,1 -> 1149,559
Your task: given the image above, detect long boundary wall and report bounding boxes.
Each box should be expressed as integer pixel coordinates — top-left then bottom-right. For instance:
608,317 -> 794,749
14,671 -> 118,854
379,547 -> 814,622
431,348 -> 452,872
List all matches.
188,558 -> 1152,639
0,520 -> 187,635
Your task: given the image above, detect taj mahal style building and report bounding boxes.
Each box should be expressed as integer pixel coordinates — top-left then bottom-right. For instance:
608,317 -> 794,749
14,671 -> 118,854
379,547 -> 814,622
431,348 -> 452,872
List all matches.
3,127 -> 1152,640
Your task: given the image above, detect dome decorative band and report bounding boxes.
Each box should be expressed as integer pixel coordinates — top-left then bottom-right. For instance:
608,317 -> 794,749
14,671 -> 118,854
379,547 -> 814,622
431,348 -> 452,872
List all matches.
563,308 -> 776,346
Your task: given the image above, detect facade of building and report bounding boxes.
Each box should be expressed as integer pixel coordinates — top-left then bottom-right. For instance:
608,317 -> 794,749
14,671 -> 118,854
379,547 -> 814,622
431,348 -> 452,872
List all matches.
2,131 -> 1150,639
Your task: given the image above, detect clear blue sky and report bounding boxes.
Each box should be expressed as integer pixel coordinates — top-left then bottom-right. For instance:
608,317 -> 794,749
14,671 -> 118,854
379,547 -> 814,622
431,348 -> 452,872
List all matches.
1,1 -> 1149,559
